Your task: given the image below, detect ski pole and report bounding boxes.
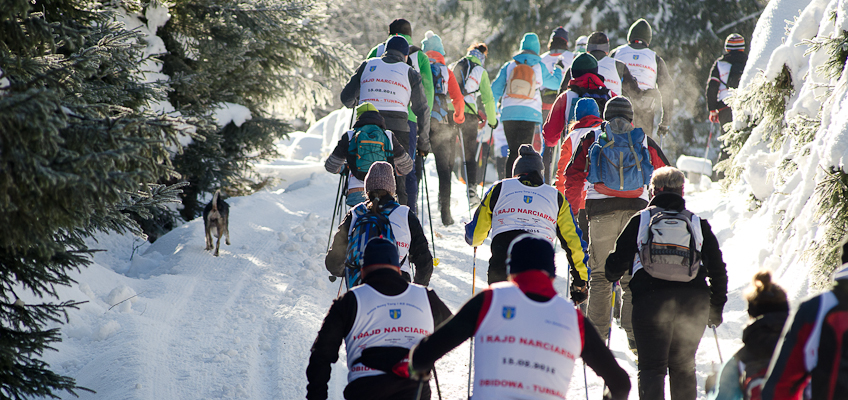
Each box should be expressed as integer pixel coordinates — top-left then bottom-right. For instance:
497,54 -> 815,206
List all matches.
433,366 -> 443,400
326,174 -> 344,252
457,127 -> 473,218
583,361 -> 589,400
422,161 -> 439,266
479,135 -> 492,197
608,281 -> 617,347
414,379 -> 425,400
704,122 -> 715,160
711,325 -> 723,364
467,247 -> 478,399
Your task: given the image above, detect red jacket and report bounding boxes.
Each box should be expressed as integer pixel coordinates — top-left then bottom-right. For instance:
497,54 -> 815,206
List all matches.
553,116 -> 603,194
426,51 -> 465,124
542,74 -> 607,147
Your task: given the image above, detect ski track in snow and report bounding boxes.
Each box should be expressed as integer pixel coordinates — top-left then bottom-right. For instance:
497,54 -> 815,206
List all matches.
33,158 -> 774,400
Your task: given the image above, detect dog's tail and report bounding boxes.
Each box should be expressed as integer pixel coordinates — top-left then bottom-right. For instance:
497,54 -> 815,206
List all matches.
212,189 -> 220,212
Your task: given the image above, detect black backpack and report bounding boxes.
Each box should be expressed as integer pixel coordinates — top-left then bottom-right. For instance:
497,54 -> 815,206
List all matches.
452,58 -> 479,97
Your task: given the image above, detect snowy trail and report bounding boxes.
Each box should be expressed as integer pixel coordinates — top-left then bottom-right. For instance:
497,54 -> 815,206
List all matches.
35,156 -> 769,400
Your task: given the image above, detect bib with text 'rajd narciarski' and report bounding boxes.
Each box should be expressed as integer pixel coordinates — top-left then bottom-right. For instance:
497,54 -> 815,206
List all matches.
491,178 -> 559,242
359,58 -> 412,113
472,283 -> 582,400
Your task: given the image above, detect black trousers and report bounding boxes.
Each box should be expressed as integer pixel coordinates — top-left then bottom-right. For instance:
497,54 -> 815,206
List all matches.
458,115 -> 479,187
502,120 -> 537,177
430,118 -> 457,201
394,130 -> 410,206
488,230 -> 525,284
632,283 -> 709,400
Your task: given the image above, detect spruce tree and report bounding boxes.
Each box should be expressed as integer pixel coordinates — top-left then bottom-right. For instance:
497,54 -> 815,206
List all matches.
155,0 -> 353,221
0,0 -> 188,397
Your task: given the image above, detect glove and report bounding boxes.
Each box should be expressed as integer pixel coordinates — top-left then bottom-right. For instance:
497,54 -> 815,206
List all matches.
708,305 -> 723,327
477,110 -> 487,130
393,357 -> 432,381
570,280 -> 589,304
489,119 -> 498,131
656,125 -> 670,137
709,110 -> 720,123
453,112 -> 466,125
417,148 -> 429,158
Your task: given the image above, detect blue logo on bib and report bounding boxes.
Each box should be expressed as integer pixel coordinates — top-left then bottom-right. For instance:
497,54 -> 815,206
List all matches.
502,306 -> 516,320
523,196 -> 533,204
633,54 -> 640,60
389,309 -> 401,319
369,66 -> 377,72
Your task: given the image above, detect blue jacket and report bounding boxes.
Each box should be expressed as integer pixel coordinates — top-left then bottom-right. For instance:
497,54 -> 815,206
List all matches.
491,52 -> 562,123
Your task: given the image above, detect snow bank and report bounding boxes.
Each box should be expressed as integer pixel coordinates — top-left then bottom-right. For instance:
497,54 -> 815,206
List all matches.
741,0 -> 814,87
213,102 -> 253,128
311,108 -> 354,156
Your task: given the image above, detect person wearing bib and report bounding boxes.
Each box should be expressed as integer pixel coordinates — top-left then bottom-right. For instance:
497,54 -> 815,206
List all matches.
559,31 -> 639,101
308,238 -> 451,400
326,162 -> 434,286
464,144 -> 588,298
605,167 -> 728,400
341,35 -> 431,209
610,19 -> 674,139
540,27 -> 572,183
706,33 -> 747,178
404,234 -> 630,400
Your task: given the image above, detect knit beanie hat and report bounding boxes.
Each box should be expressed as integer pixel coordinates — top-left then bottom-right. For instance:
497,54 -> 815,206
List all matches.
571,53 -> 599,78
422,30 -> 445,55
363,238 -> 400,269
512,144 -> 544,176
575,98 -> 601,121
725,33 -> 745,51
520,33 -> 541,55
627,19 -> 653,45
549,27 -> 569,49
388,18 -> 412,36
386,35 -> 409,56
507,234 -> 556,277
469,48 -> 486,66
745,270 -> 789,318
604,96 -> 634,122
365,161 -> 396,194
587,31 -> 610,54
356,102 -> 379,119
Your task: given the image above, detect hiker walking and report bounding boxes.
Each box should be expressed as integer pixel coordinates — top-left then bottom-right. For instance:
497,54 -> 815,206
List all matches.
540,27 -> 573,182
560,32 -> 639,100
403,234 -> 631,400
491,33 -> 562,177
308,238 -> 451,400
611,19 -> 675,138
464,144 -> 588,292
605,166 -> 728,400
761,239 -> 848,400
563,96 -> 669,350
422,31 -> 466,225
706,33 -> 747,175
451,42 -> 498,208
707,270 -> 788,400
325,162 -> 433,287
325,103 -> 414,206
544,53 -> 612,149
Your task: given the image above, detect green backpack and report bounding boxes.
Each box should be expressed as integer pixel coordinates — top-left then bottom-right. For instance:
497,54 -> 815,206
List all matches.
346,124 -> 394,180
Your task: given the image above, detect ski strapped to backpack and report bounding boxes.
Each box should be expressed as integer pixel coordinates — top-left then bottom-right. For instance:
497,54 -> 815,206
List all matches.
586,126 -> 654,197
505,60 -> 537,100
346,125 -> 394,181
344,203 -> 403,289
636,206 -> 704,282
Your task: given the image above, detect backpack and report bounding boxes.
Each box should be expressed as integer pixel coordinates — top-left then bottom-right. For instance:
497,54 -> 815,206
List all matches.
346,125 -> 394,181
344,202 -> 400,289
452,58 -> 479,97
739,359 -> 770,400
505,61 -> 537,100
637,207 -> 703,282
430,60 -> 450,122
569,86 -> 612,120
586,126 -> 653,197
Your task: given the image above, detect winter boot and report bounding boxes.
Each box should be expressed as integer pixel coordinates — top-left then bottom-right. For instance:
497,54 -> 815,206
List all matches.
467,187 -> 481,209
439,196 -> 454,226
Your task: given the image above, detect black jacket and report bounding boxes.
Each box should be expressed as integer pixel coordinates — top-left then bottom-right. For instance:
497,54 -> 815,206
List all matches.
323,111 -> 414,178
325,196 -> 433,286
706,51 -> 747,111
604,193 -> 728,310
340,49 -> 431,152
306,269 -> 452,400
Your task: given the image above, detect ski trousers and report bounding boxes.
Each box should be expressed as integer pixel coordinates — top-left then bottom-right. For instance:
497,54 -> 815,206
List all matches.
632,284 -> 709,400
458,115 -> 480,188
503,120 -> 537,177
429,118 -> 457,201
405,121 -> 418,215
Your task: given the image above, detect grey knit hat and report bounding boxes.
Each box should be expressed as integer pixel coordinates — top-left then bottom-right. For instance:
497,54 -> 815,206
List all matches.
587,31 -> 610,54
365,161 -> 396,194
512,144 -> 544,176
604,96 -> 634,122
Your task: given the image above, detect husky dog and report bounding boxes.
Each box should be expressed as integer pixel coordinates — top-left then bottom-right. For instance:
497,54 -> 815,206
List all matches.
203,190 -> 230,256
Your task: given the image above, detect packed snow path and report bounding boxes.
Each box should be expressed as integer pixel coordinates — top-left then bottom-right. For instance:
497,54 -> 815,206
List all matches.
33,156 -> 786,400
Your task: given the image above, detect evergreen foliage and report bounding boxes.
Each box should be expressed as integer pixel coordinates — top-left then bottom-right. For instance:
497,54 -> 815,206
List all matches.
810,169 -> 848,290
156,0 -> 353,221
0,0 -> 189,397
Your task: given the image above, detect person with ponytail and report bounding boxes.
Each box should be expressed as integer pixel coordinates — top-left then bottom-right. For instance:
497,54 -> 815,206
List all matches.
707,269 -> 789,400
325,162 -> 434,286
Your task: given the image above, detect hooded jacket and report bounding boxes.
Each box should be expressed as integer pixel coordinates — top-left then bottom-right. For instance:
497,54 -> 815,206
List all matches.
367,34 -> 434,124
490,33 -> 562,123
543,73 -> 608,146
425,50 -> 465,124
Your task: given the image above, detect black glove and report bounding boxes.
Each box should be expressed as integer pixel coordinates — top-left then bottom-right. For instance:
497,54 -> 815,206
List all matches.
489,119 -> 498,130
656,125 -> 670,136
708,305 -> 723,327
570,280 -> 589,304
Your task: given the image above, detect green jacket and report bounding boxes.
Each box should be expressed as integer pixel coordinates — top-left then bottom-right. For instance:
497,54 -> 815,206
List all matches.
368,34 -> 434,123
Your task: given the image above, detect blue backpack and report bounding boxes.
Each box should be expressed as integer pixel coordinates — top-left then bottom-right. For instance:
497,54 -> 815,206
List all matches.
567,86 -> 612,123
344,202 -> 400,289
346,125 -> 393,180
587,125 -> 653,197
430,61 -> 450,122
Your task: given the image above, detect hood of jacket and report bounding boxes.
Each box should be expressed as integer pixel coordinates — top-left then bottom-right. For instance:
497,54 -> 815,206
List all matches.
573,115 -> 603,130
719,50 -> 748,65
426,50 -> 446,65
648,192 -> 686,211
353,111 -> 386,130
513,51 -> 542,66
382,49 -> 407,63
568,73 -> 607,90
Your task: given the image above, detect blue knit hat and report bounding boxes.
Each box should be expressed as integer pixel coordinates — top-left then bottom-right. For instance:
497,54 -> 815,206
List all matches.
575,98 -> 600,121
386,35 -> 409,56
520,33 -> 541,55
363,238 -> 400,268
422,30 -> 445,55
507,234 -> 556,277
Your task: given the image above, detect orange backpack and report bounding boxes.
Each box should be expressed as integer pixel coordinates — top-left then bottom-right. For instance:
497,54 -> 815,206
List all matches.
506,61 -> 537,99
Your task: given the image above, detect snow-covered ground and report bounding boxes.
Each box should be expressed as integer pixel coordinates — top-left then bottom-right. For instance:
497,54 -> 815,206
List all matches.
25,140 -> 802,399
